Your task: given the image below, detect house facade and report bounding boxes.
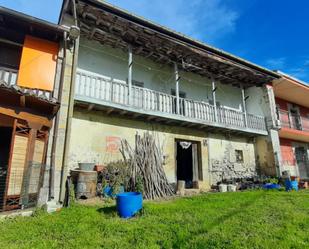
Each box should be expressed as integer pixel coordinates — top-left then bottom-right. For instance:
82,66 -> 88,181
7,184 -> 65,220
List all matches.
272,73 -> 309,179
0,7 -> 76,211
56,0 -> 281,201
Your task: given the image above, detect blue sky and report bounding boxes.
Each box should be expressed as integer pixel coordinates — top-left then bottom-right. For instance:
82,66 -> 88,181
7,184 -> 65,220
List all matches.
0,0 -> 308,82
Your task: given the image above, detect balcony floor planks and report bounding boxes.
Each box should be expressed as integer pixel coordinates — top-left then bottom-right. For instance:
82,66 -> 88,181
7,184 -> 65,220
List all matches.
74,95 -> 268,136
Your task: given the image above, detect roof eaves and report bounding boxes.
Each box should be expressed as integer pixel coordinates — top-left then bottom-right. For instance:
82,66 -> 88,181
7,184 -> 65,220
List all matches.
81,0 -> 280,79
275,70 -> 309,88
0,6 -> 69,34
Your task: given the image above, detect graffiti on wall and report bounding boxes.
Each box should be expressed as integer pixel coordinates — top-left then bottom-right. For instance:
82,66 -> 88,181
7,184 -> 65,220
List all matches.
106,136 -> 121,153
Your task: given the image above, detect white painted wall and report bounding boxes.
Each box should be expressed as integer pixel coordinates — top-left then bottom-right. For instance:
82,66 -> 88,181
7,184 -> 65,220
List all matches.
78,38 -> 246,111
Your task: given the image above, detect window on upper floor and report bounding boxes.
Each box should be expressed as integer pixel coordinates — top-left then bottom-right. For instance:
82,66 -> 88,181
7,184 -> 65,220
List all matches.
126,79 -> 144,88
171,89 -> 186,98
289,106 -> 302,130
0,42 -> 22,70
132,80 -> 144,88
235,150 -> 244,163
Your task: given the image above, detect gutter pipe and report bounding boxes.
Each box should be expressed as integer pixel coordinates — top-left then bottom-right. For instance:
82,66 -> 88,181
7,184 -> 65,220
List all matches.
59,0 -> 80,203
49,32 -> 67,200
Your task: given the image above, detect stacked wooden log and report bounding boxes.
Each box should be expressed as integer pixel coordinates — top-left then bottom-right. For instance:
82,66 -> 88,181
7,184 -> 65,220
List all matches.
120,132 -> 175,199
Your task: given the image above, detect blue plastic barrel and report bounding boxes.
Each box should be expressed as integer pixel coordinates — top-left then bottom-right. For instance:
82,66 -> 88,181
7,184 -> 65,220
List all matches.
285,180 -> 298,191
116,192 -> 143,218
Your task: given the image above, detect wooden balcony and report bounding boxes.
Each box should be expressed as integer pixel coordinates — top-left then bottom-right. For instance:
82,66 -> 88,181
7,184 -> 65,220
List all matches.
74,69 -> 267,135
0,67 -> 52,100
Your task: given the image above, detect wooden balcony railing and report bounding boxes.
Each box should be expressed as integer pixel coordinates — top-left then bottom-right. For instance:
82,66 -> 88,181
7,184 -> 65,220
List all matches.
0,67 -> 52,100
75,69 -> 267,133
0,67 -> 18,86
279,109 -> 309,132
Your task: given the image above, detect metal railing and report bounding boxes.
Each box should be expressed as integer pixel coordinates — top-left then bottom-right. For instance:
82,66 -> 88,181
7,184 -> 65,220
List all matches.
279,109 -> 309,132
75,69 -> 267,132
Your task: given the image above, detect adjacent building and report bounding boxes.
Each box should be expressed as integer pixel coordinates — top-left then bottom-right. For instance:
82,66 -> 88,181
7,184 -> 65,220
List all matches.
273,72 -> 309,179
0,7 -> 76,211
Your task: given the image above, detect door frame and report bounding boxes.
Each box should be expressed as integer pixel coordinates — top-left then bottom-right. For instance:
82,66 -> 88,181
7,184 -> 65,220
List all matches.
174,138 -> 202,188
3,119 -> 49,211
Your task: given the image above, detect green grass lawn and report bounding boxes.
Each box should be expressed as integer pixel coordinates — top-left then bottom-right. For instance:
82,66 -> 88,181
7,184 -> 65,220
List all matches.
0,190 -> 308,249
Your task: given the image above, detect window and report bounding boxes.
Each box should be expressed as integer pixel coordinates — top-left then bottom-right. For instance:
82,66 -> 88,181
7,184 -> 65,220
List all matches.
171,89 -> 186,98
127,79 -> 144,88
235,150 -> 244,163
0,42 -> 22,69
132,80 -> 144,88
208,99 -> 220,107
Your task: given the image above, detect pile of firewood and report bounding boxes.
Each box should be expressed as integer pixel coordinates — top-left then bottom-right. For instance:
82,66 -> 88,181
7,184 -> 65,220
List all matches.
120,132 -> 175,199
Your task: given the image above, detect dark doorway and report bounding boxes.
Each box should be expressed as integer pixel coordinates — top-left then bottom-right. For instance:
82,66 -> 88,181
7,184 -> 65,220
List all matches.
176,140 -> 201,189
289,108 -> 302,130
0,127 -> 13,210
295,146 -> 309,179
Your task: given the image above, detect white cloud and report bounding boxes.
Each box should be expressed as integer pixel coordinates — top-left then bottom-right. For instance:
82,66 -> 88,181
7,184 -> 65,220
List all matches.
265,57 -> 286,70
106,0 -> 239,44
287,67 -> 309,83
272,57 -> 309,83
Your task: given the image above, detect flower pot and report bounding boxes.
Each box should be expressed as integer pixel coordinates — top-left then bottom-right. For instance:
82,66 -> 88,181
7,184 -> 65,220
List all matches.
78,163 -> 95,171
94,165 -> 105,172
227,184 -> 237,192
219,184 -> 227,192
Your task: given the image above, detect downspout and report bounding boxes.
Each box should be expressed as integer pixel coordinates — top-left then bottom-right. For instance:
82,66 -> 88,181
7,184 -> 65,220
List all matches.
49,32 -> 67,200
59,0 -> 80,202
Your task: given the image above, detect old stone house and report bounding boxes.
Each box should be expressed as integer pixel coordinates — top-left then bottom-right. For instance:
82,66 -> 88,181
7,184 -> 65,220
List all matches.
2,0 -> 296,210
271,72 -> 309,179
54,0 -> 281,202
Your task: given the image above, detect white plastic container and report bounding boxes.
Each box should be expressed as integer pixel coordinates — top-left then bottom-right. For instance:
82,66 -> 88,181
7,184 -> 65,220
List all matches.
227,184 -> 237,192
219,184 -> 227,192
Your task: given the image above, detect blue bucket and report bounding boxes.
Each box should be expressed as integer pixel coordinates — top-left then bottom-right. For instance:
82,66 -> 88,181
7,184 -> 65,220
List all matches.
285,180 -> 298,191
116,192 -> 143,218
263,183 -> 281,190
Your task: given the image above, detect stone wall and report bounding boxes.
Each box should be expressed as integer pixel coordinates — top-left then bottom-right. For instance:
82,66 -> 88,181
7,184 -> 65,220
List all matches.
208,134 -> 257,184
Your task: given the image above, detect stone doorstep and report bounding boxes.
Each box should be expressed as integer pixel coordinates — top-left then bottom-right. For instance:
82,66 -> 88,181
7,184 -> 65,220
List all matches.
0,208 -> 35,219
176,188 -> 203,196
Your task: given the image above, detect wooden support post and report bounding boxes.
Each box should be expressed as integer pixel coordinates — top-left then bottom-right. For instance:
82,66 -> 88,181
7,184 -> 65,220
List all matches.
212,77 -> 218,122
128,45 -> 133,105
174,63 -> 180,115
20,128 -> 37,208
241,85 -> 248,127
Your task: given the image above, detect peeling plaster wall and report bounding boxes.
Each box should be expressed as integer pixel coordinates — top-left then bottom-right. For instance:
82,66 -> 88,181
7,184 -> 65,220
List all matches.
68,108 -> 211,189
208,134 -> 257,184
246,85 -> 282,176
68,109 -> 261,188
255,136 -> 276,176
